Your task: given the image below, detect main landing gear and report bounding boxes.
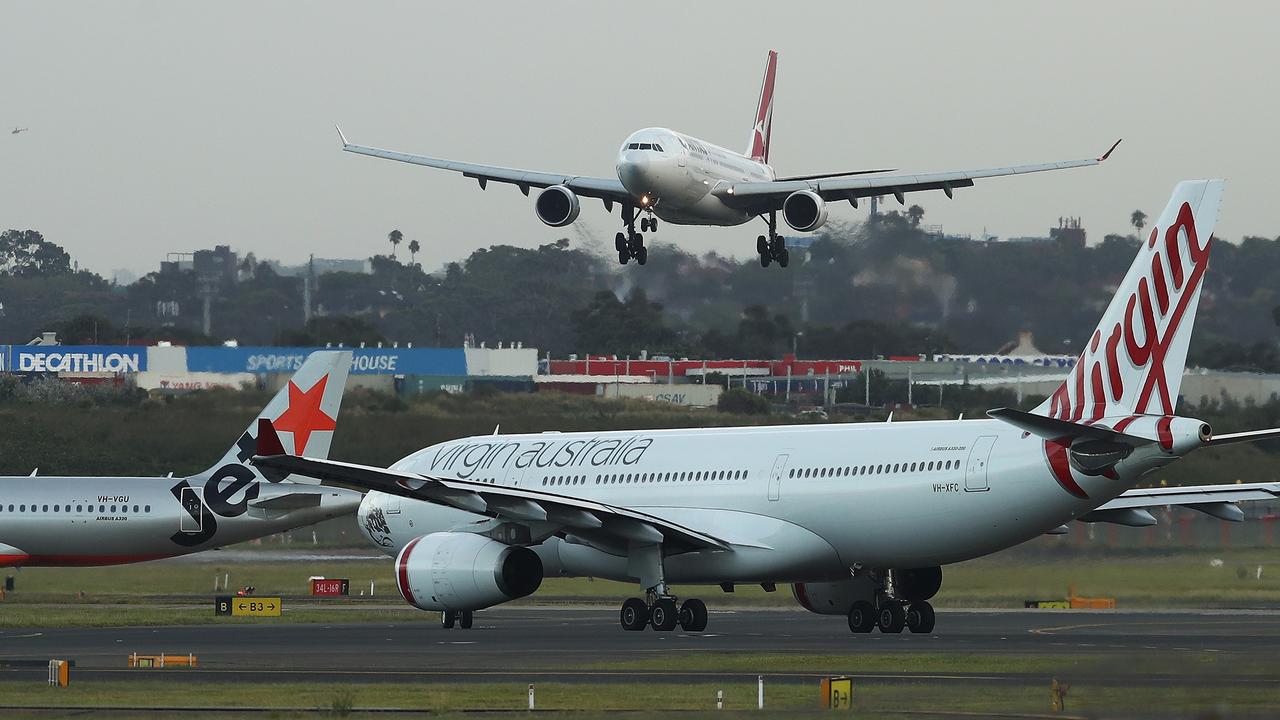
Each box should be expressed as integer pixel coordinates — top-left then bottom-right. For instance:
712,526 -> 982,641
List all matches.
619,595 -> 708,632
756,211 -> 789,268
846,570 -> 935,634
615,205 -> 653,265
441,609 -> 474,630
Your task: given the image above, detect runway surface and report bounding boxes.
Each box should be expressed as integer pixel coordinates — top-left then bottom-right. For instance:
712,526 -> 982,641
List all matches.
3,607 -> 1279,686
7,604 -> 1280,681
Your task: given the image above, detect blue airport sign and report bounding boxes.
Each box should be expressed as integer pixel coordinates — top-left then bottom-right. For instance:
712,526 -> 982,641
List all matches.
184,346 -> 467,376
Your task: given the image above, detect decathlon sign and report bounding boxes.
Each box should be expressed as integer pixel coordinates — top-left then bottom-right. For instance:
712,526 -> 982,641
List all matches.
7,346 -> 146,374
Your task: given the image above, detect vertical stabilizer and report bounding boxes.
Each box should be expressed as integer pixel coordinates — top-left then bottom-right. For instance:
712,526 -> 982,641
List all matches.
198,350 -> 352,477
746,50 -> 778,163
1034,180 -> 1224,422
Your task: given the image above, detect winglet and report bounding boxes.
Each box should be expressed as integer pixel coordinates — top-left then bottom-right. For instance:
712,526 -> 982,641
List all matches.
256,419 -> 288,457
335,125 -> 349,148
1098,138 -> 1122,162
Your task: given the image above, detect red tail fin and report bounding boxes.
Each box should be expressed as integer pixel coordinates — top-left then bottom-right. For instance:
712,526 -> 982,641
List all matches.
746,50 -> 778,164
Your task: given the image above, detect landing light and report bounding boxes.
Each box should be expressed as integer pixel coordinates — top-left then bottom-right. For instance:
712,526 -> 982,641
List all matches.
641,195 -> 650,206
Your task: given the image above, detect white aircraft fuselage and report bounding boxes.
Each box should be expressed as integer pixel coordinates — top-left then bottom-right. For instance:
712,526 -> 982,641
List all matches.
615,128 -> 774,227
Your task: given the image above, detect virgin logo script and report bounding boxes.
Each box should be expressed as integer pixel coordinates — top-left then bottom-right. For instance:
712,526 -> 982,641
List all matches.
1047,202 -> 1210,424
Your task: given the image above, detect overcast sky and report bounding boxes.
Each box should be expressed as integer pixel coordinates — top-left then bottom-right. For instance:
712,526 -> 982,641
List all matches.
2,1 -> 1276,278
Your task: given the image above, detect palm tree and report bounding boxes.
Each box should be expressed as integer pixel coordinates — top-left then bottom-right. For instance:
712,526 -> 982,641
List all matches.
387,229 -> 403,259
1130,210 -> 1147,238
408,239 -> 421,266
906,204 -> 925,227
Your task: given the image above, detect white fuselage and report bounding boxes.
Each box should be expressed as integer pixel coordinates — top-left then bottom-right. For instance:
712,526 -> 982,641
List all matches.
615,128 -> 773,227
358,418 -> 1180,586
0,476 -> 361,567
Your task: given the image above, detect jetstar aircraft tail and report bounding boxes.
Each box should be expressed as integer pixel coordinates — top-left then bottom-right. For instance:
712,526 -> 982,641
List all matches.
1033,180 -> 1224,423
196,350 -> 352,480
745,50 -> 778,164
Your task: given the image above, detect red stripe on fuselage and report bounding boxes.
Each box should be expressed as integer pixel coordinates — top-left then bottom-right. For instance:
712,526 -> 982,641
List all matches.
16,553 -> 173,567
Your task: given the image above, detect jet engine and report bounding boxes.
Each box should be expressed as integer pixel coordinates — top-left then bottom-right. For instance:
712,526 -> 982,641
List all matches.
891,566 -> 942,603
782,190 -> 828,232
534,185 -> 581,227
394,532 -> 543,611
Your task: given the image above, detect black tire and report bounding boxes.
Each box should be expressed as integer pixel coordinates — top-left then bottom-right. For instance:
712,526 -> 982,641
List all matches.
441,610 -> 456,629
618,249 -> 630,265
640,218 -> 650,232
847,600 -> 875,633
756,235 -> 768,254
650,217 -> 658,232
759,252 -> 771,268
878,601 -> 907,634
777,248 -> 790,268
459,610 -> 474,630
650,598 -> 678,631
620,597 -> 648,631
636,246 -> 648,265
615,232 -> 627,252
906,601 -> 935,634
679,599 -> 708,632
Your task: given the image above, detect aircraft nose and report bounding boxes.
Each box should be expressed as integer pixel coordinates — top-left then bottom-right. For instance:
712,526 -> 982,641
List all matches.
616,152 -> 650,194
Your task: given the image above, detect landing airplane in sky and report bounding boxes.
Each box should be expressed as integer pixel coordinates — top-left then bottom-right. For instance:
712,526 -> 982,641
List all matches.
337,51 -> 1120,268
255,180 -> 1280,634
0,351 -> 361,567
11,127 -> 27,135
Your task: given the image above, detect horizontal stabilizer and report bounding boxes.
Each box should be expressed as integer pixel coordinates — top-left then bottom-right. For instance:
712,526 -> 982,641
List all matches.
249,492 -> 323,510
987,407 -> 1150,446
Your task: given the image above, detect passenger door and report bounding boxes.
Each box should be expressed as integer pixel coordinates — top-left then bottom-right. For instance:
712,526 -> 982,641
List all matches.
767,453 -> 790,501
179,486 -> 203,533
964,436 -> 998,492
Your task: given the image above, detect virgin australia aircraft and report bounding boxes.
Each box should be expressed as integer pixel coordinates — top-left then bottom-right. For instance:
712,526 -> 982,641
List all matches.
254,180 -> 1280,634
337,50 -> 1119,268
0,351 -> 361,567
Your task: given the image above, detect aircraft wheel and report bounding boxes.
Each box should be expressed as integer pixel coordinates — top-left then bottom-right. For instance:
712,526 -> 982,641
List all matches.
877,601 -> 907,634
620,597 -> 648,631
650,598 -> 679,631
759,252 -> 771,268
441,610 -> 456,629
777,248 -> 790,268
636,246 -> 648,265
756,234 -> 768,254
679,598 -> 708,632
618,249 -> 630,265
650,217 -> 658,232
459,610 -> 474,630
640,218 -> 650,232
847,600 -> 875,633
906,601 -> 935,634
615,232 -> 627,252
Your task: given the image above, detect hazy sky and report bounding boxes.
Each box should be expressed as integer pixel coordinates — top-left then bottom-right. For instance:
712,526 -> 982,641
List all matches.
2,1 -> 1277,278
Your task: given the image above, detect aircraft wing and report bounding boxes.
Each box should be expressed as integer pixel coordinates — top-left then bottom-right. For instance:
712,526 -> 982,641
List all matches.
336,127 -> 631,203
251,421 -> 727,552
717,140 -> 1121,214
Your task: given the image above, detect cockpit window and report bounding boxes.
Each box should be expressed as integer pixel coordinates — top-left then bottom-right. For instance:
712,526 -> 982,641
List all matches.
639,143 -> 652,150
627,143 -> 639,150
653,144 -> 663,152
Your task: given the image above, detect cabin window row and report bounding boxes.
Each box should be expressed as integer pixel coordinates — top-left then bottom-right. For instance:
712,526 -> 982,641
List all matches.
1,503 -> 152,514
541,469 -> 748,487
790,459 -> 960,479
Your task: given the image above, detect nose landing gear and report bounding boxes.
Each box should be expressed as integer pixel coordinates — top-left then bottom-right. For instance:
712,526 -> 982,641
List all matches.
756,211 -> 789,268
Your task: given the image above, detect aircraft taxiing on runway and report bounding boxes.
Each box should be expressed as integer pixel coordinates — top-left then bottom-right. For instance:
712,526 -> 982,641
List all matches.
0,351 -> 361,568
337,50 -> 1121,268
254,181 -> 1280,634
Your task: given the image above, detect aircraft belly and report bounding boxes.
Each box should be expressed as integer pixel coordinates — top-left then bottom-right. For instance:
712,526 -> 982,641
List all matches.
655,192 -> 751,226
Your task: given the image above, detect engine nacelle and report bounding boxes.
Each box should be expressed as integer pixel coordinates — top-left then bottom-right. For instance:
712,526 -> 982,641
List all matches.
782,190 -> 828,232
534,185 -> 581,227
891,566 -> 942,603
395,532 -> 543,611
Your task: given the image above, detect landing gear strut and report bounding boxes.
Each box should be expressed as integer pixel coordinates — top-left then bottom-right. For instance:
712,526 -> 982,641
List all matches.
441,609 -> 474,630
846,569 -> 935,634
615,205 -> 649,266
616,542 -> 707,632
756,211 -> 789,268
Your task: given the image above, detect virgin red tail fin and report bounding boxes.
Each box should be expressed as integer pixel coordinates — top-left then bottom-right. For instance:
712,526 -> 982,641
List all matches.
746,50 -> 778,164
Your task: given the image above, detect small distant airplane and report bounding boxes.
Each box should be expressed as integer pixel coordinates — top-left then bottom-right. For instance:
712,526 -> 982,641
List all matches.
11,127 -> 28,135
338,50 -> 1118,268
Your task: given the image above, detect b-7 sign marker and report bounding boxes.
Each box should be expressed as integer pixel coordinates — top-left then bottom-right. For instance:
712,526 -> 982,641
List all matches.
215,595 -> 282,617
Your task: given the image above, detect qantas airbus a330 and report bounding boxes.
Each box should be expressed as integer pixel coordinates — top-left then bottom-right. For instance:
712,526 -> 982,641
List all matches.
256,180 -> 1280,635
0,352 -> 361,567
337,51 -> 1119,268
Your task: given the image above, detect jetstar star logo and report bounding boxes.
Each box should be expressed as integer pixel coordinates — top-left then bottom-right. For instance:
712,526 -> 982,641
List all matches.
272,374 -> 337,455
